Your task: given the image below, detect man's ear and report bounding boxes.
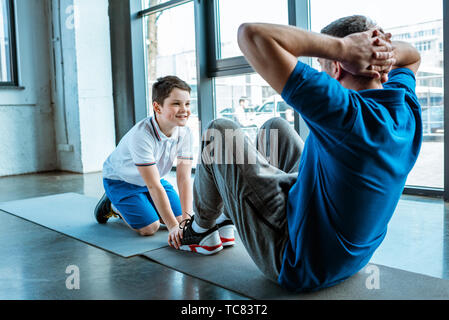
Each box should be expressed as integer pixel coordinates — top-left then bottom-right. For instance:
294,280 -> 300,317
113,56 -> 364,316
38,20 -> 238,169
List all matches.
326,61 -> 343,81
333,61 -> 345,81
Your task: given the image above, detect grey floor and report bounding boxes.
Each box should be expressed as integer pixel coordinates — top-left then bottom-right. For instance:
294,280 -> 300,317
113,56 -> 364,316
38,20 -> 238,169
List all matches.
0,170 -> 448,299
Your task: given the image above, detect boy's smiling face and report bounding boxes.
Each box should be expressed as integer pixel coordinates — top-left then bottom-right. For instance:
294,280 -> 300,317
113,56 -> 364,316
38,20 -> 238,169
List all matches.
154,88 -> 191,128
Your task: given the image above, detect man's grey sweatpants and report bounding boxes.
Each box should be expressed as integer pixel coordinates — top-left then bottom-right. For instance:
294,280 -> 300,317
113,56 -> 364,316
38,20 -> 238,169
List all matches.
193,117 -> 304,282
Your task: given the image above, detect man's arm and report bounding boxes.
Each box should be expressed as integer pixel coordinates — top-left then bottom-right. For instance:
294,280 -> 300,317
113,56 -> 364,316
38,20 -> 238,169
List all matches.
176,158 -> 193,220
390,40 -> 421,75
137,165 -> 182,249
237,23 -> 394,93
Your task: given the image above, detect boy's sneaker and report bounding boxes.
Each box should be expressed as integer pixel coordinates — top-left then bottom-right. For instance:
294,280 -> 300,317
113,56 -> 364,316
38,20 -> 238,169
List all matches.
179,215 -> 223,255
217,220 -> 235,247
94,193 -> 118,224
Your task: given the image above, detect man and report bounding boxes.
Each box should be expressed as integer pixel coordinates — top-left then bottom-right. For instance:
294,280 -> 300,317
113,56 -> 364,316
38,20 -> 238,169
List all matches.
179,15 -> 422,292
233,96 -> 252,127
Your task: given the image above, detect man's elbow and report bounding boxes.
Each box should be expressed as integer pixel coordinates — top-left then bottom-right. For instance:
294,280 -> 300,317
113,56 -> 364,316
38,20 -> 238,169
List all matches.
237,23 -> 257,51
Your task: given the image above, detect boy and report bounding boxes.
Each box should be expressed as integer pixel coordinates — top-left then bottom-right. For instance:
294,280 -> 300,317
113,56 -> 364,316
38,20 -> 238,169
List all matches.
94,76 -> 234,250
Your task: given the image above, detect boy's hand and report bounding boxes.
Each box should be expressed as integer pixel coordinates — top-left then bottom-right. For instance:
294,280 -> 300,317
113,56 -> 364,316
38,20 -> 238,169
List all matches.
168,224 -> 183,250
340,29 -> 395,79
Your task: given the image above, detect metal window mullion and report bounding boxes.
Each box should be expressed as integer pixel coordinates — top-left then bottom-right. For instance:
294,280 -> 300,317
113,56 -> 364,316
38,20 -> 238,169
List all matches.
130,0 -> 148,123
403,186 -> 444,198
1,0 -> 19,87
210,56 -> 254,77
138,0 -> 192,17
194,0 -> 215,133
444,0 -> 449,201
289,0 -> 310,138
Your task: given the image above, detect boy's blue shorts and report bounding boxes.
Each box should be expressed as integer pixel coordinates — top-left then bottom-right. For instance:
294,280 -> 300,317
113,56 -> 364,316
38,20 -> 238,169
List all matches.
103,178 -> 182,229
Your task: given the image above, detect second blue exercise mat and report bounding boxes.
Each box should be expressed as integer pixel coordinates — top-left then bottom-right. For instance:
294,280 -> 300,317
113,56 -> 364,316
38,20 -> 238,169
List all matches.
0,193 -> 169,257
143,237 -> 449,300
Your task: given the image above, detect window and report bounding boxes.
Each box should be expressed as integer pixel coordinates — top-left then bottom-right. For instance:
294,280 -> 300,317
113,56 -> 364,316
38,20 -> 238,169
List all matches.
142,0 -> 178,7
133,0 -> 448,198
416,40 -> 432,52
142,0 -> 200,165
212,0 -> 293,143
216,0 -> 289,59
215,73 -> 294,144
310,0 -> 444,189
0,0 -> 18,86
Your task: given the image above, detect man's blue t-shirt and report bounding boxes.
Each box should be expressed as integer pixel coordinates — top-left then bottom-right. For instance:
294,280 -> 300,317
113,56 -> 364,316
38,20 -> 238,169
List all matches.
279,62 -> 422,292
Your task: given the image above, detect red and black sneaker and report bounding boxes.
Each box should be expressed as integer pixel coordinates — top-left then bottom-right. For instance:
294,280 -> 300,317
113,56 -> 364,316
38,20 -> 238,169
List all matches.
217,219 -> 235,247
179,215 -> 223,255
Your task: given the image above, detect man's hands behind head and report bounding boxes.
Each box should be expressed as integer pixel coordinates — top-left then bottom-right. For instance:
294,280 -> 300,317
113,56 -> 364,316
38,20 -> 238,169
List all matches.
340,28 -> 395,82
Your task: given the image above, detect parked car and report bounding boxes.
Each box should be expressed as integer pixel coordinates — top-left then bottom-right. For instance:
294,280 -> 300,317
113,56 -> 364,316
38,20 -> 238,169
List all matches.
218,95 -> 295,130
254,95 -> 295,125
218,107 -> 257,128
219,107 -> 236,121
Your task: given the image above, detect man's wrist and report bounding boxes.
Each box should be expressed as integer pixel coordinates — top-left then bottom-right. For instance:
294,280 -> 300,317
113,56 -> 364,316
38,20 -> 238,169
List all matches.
335,37 -> 349,64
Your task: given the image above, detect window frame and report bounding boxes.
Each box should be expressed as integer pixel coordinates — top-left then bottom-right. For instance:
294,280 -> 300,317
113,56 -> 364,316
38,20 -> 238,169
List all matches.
0,0 -> 19,87
206,0 -> 302,133
134,0 -> 448,200
137,0 -> 192,17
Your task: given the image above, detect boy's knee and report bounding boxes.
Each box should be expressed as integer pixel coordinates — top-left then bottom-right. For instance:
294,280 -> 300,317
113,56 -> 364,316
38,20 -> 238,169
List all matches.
137,220 -> 160,236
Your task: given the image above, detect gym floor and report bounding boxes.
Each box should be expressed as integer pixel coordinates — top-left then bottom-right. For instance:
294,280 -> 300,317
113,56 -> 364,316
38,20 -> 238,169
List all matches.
0,171 -> 448,300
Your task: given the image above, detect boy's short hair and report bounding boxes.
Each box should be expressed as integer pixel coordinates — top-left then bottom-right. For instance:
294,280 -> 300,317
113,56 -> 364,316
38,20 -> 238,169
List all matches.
152,76 -> 191,105
321,15 -> 380,38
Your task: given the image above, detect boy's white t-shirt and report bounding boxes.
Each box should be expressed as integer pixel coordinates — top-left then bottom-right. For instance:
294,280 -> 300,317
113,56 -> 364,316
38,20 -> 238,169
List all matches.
103,116 -> 193,187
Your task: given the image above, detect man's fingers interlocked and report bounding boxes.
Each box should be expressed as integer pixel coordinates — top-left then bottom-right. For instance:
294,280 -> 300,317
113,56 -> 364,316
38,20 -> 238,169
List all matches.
373,38 -> 393,52
372,29 -> 392,42
369,31 -> 395,77
374,51 -> 394,60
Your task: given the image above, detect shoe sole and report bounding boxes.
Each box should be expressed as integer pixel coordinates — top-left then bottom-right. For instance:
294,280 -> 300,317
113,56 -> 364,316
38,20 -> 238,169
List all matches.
94,195 -> 110,224
180,231 -> 223,255
218,225 -> 235,247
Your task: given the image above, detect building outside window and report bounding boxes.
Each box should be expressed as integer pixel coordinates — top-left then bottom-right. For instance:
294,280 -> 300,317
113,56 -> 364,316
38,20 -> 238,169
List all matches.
310,0 -> 444,190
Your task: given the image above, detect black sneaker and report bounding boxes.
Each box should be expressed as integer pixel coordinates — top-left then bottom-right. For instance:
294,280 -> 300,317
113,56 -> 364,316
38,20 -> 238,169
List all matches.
179,215 -> 223,255
94,193 -> 118,224
217,219 -> 235,247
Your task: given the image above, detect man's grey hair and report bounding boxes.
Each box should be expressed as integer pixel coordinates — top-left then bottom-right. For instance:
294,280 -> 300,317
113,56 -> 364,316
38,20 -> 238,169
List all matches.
320,15 -> 381,38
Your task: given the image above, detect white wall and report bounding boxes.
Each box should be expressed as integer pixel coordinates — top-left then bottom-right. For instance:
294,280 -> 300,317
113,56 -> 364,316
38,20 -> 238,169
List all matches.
50,0 -> 115,173
0,0 -> 56,176
0,0 -> 116,177
75,0 -> 115,173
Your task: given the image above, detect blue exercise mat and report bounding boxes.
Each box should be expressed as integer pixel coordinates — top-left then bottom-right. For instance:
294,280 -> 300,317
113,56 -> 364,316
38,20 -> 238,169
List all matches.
0,193 -> 169,257
143,234 -> 449,300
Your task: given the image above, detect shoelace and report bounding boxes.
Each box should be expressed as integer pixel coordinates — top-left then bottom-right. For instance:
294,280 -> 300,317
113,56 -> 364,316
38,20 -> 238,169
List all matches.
105,207 -> 119,219
179,213 -> 193,234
